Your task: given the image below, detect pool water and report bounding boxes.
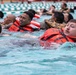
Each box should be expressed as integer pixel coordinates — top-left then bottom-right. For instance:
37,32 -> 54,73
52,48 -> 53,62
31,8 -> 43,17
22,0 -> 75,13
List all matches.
0,29 -> 76,75
0,2 -> 76,75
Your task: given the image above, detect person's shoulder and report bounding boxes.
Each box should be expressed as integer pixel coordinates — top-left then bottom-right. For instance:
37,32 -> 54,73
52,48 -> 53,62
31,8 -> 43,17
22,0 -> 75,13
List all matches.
57,23 -> 66,29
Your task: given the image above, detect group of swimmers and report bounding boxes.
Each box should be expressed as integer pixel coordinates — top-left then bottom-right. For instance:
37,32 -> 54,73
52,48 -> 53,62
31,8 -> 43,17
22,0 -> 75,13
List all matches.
0,1 -> 76,48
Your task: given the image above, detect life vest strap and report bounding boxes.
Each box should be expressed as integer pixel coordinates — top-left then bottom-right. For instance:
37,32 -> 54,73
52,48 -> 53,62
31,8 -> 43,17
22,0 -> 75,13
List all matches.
54,36 -> 64,42
59,29 -> 69,41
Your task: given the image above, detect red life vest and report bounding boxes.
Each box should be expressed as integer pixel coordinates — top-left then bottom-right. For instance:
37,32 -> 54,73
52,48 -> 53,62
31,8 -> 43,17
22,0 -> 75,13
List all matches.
8,20 -> 40,32
40,28 -> 74,46
34,14 -> 40,18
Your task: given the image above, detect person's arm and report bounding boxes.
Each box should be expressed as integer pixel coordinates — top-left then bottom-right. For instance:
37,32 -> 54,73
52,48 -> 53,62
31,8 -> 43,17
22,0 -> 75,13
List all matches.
63,8 -> 70,13
3,23 -> 13,29
17,33 -> 38,39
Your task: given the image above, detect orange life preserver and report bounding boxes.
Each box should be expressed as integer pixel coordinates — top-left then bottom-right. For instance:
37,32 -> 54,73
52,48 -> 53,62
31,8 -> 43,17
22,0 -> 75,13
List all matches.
30,20 -> 40,29
40,28 -> 74,46
8,20 -> 40,32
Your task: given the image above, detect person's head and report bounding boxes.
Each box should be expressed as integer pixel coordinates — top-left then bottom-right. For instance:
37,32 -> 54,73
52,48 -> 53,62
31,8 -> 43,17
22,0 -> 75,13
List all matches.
0,11 -> 4,18
39,9 -> 47,14
28,9 -> 36,16
3,14 -> 16,25
49,5 -> 55,10
19,11 -> 34,27
61,3 -> 67,9
0,25 -> 2,33
64,19 -> 76,38
52,11 -> 64,23
63,13 -> 73,23
42,9 -> 47,13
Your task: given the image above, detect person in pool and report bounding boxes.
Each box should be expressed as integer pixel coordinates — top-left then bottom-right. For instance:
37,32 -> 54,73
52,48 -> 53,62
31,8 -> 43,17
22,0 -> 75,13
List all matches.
59,3 -> 70,13
63,12 -> 73,23
40,11 -> 65,30
8,11 -> 40,32
19,19 -> 76,47
0,14 -> 16,29
40,19 -> 76,46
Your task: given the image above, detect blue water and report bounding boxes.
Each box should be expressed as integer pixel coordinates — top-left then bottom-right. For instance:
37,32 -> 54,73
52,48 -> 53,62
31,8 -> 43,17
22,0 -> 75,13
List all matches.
0,2 -> 76,75
0,29 -> 76,75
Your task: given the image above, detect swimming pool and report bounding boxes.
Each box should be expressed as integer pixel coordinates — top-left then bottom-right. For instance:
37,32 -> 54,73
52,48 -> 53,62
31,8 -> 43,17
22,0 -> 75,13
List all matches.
0,29 -> 76,75
0,2 -> 76,75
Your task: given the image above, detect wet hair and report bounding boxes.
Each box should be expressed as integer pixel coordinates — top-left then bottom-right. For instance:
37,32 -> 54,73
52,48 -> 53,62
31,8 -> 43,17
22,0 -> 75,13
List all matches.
24,11 -> 34,20
69,19 -> 76,23
52,5 -> 55,8
0,11 -> 4,18
54,11 -> 64,23
70,8 -> 74,13
0,25 -> 2,33
64,3 -> 67,7
43,9 -> 48,13
74,6 -> 76,9
28,9 -> 36,15
68,13 -> 73,22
